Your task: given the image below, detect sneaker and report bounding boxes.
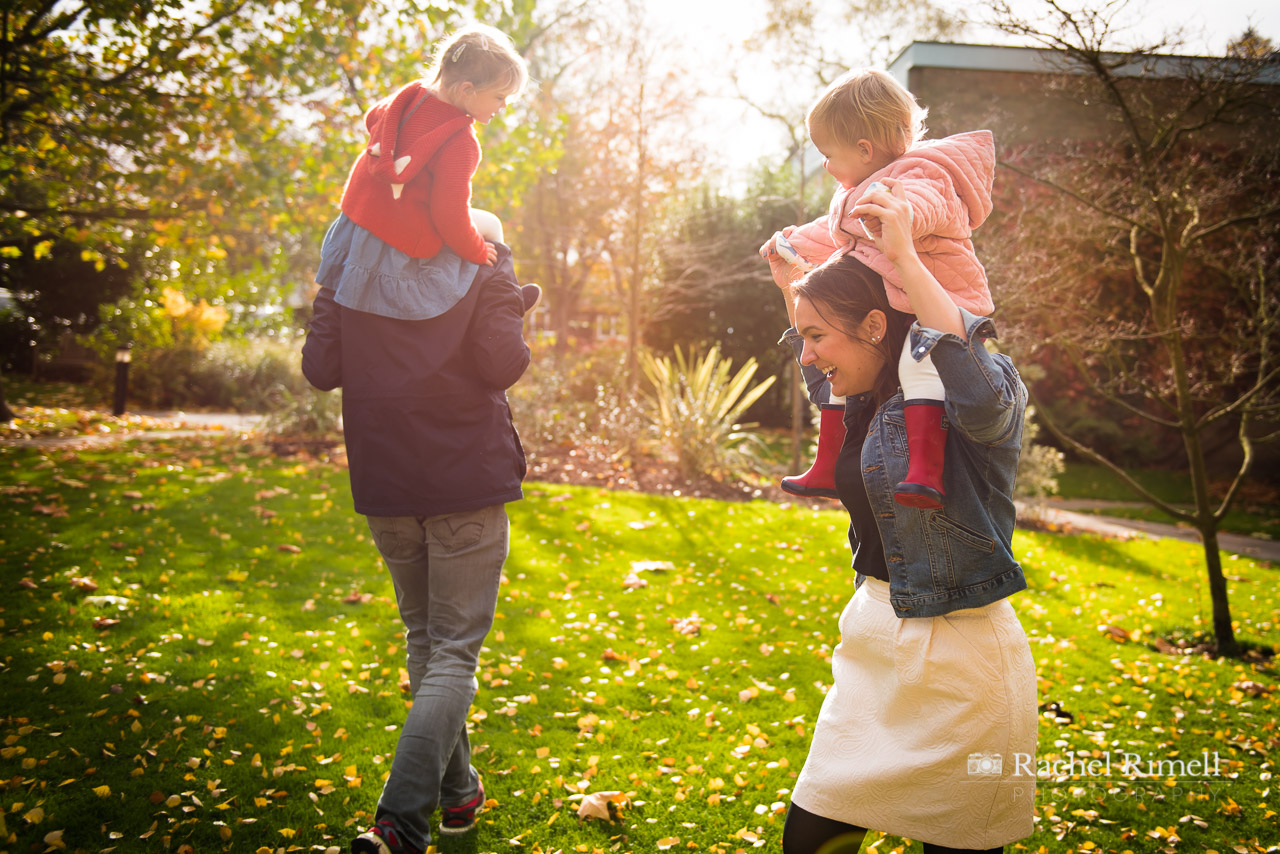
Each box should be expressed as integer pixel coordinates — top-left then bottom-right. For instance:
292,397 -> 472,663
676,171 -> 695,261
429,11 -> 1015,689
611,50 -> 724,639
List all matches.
439,782 -> 486,835
352,818 -> 421,854
520,283 -> 542,314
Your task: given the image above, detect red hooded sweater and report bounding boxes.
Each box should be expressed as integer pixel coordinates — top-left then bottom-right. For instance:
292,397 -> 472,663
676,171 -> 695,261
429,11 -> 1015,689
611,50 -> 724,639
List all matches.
339,81 -> 488,264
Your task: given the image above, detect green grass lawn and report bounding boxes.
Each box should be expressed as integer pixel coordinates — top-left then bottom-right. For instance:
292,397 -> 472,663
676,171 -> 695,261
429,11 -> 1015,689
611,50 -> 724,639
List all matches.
1,436 -> 1277,854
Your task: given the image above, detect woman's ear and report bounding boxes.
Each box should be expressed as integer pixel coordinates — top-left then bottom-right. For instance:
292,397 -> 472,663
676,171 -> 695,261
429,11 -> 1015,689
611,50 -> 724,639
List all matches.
864,309 -> 888,344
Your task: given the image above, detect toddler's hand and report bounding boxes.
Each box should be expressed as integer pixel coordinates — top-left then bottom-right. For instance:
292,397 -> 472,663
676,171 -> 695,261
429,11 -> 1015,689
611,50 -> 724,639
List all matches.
767,248 -> 805,289
484,242 -> 498,266
758,227 -> 798,261
758,233 -> 778,261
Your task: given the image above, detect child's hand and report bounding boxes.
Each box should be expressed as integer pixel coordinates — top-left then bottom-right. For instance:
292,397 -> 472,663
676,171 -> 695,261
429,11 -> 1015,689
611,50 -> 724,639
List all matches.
758,227 -> 797,261
852,179 -> 916,267
484,242 -> 498,266
758,232 -> 778,261
761,229 -> 807,289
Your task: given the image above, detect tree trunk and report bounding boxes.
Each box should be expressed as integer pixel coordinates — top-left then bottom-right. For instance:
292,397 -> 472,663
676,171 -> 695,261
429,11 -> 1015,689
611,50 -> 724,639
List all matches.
0,372 -> 15,422
1199,525 -> 1240,657
1158,246 -> 1242,657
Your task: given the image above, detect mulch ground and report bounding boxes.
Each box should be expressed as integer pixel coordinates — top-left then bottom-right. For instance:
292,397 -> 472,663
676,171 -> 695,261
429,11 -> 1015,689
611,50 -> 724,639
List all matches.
263,435 -> 832,509
524,445 -> 833,509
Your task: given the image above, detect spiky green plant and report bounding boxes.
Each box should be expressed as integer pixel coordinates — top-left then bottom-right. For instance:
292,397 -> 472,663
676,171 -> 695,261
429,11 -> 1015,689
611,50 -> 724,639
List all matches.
639,344 -> 776,480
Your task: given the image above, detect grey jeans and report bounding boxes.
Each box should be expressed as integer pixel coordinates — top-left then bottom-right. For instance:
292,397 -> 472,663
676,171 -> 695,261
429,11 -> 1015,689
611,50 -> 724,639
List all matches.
365,504 -> 508,849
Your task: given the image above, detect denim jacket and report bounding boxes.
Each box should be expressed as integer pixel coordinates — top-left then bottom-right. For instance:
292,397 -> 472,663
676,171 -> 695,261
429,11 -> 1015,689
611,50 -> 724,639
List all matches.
785,308 -> 1028,617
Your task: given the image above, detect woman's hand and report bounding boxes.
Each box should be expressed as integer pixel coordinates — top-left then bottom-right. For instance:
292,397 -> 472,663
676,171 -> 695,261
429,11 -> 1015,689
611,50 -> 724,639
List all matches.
484,241 -> 498,266
851,179 -> 917,268
854,177 -> 964,337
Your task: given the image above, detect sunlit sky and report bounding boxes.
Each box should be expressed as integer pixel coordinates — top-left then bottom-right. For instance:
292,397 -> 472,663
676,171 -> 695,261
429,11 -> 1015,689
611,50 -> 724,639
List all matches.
636,0 -> 1279,173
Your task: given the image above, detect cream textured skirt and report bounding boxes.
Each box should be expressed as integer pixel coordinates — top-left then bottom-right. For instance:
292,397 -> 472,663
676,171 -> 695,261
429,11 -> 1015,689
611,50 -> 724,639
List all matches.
790,577 -> 1038,849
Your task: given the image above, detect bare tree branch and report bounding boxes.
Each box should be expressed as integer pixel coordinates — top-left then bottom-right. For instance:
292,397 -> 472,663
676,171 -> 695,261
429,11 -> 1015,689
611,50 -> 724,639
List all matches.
999,158 -> 1152,236
1029,388 -> 1196,522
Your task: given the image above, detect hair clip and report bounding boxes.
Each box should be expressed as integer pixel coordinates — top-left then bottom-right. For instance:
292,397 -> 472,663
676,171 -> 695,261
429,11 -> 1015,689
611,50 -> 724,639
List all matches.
451,42 -> 467,62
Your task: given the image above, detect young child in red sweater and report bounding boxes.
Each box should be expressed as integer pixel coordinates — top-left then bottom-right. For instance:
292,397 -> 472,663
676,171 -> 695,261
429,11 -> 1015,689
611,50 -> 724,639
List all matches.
317,24 -> 540,321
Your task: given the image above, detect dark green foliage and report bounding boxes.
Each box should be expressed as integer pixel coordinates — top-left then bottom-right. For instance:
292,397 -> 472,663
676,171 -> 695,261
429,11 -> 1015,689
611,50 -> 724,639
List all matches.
646,168 -> 829,427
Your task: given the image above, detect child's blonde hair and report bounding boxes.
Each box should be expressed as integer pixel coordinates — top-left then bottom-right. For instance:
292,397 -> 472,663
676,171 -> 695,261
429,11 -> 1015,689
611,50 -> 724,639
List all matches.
430,24 -> 528,101
807,69 -> 927,159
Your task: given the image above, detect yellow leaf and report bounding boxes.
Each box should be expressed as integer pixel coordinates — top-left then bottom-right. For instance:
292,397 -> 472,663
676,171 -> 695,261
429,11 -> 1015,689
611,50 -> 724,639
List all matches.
43,829 -> 66,850
657,838 -> 681,850
23,806 -> 44,824
93,785 -> 111,797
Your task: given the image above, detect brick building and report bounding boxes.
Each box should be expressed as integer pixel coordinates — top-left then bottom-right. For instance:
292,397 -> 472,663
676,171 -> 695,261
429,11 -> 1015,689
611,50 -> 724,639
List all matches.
886,40 -> 1280,144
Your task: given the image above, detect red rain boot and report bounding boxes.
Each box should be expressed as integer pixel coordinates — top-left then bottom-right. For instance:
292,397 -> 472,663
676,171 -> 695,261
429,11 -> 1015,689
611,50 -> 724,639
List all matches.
781,405 -> 847,499
894,400 -> 947,509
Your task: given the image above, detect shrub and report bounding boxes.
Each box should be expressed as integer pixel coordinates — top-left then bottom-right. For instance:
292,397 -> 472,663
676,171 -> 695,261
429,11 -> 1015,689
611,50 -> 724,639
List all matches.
1016,405 -> 1066,501
86,336 -> 311,412
507,341 -> 651,466
639,344 -> 776,481
258,384 -> 343,440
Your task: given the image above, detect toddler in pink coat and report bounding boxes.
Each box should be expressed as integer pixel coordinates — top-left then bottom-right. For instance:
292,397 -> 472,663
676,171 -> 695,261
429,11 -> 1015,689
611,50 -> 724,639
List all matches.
762,69 -> 996,509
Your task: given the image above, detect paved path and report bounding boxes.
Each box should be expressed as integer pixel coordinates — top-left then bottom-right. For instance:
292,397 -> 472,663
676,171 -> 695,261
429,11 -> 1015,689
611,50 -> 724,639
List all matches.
1020,500 -> 1280,564
1,411 -> 263,449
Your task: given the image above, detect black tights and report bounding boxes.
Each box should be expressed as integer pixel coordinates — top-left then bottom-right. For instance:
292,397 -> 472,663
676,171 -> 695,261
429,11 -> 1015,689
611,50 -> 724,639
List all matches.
781,803 -> 1003,854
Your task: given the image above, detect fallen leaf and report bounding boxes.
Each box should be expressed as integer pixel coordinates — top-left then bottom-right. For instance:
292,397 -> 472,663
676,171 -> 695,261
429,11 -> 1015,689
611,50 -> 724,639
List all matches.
1231,680 -> 1270,696
575,790 -> 627,822
631,560 -> 675,572
1099,624 -> 1131,642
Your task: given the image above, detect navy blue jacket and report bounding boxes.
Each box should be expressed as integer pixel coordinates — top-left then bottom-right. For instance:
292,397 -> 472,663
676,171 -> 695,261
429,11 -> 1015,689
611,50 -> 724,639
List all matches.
302,244 -> 530,517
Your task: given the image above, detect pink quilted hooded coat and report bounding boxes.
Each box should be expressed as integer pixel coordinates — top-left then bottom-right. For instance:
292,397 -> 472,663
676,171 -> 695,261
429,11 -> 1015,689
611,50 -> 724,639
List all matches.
786,130 -> 995,316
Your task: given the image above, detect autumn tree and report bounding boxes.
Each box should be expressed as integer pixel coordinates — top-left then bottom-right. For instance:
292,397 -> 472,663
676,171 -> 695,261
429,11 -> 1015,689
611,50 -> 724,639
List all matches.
498,1 -> 615,357
599,6 -> 696,388
501,0 -> 697,377
0,1 -> 554,414
979,0 -> 1280,656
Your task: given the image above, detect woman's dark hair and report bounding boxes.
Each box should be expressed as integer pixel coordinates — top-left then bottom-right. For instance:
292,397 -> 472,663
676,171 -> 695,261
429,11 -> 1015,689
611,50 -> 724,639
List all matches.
792,255 -> 914,409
